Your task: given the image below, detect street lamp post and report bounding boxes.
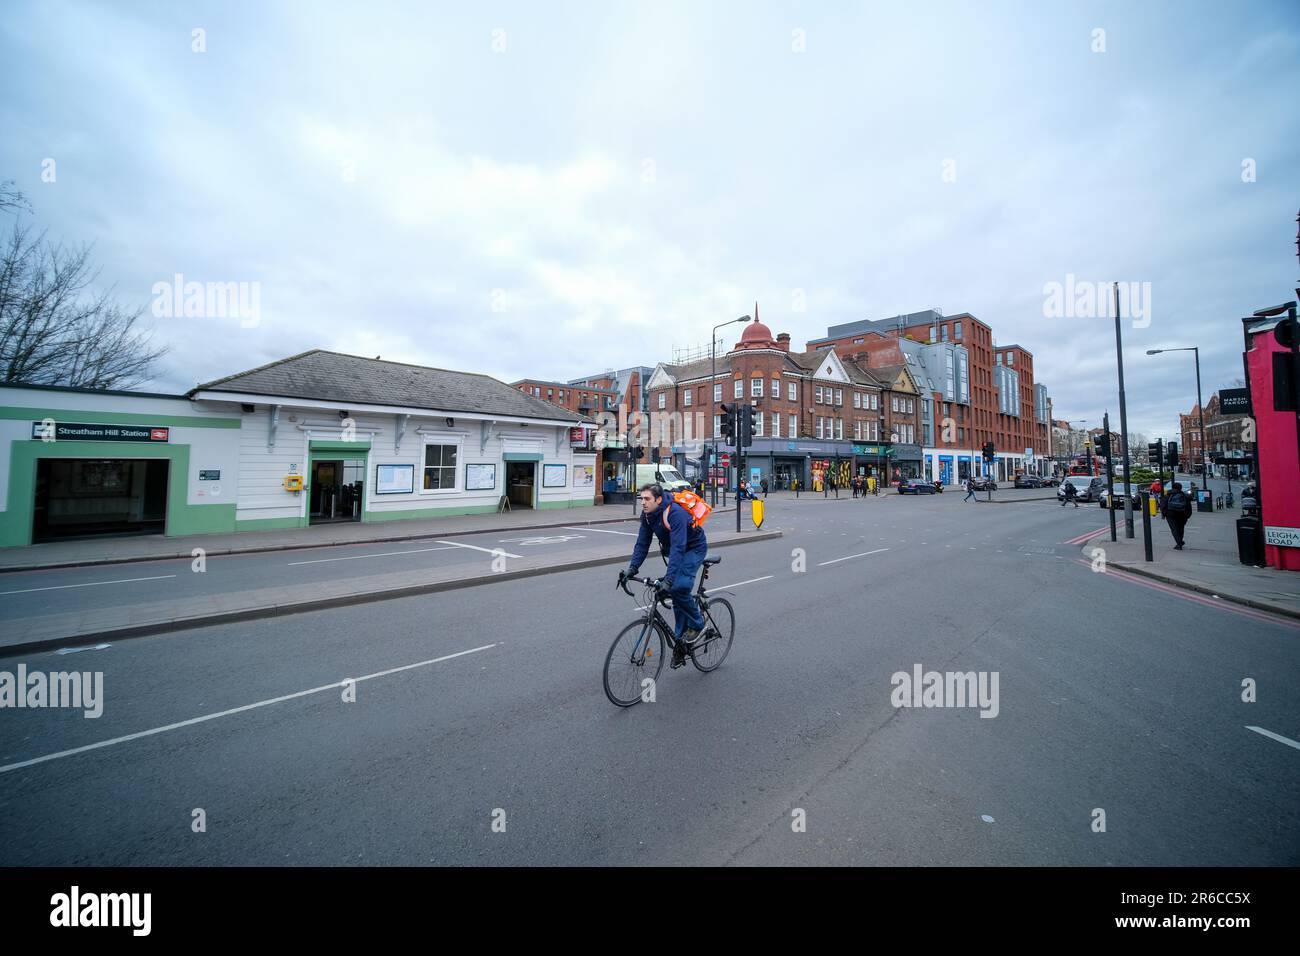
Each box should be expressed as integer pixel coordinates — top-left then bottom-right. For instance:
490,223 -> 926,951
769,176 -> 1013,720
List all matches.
1147,346 -> 1208,489
710,315 -> 750,506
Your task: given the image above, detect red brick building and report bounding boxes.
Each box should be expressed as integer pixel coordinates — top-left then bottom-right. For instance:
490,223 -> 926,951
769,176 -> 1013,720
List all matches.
645,317 -> 924,489
806,310 -> 1051,481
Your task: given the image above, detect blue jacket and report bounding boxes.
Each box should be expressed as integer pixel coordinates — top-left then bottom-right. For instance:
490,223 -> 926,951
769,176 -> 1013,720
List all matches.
629,495 -> 707,581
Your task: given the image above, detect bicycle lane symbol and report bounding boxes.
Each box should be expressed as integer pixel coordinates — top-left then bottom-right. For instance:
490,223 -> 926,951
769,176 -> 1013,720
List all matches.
497,534 -> 587,546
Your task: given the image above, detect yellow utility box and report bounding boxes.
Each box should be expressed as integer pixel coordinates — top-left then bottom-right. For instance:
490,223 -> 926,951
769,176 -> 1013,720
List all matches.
283,475 -> 304,492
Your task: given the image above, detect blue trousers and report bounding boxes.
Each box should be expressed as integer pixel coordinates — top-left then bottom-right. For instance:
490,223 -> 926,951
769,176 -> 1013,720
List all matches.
668,544 -> 707,637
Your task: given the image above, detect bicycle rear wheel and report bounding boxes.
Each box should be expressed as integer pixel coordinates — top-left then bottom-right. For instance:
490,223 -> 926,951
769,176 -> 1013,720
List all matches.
691,596 -> 734,672
603,618 -> 667,707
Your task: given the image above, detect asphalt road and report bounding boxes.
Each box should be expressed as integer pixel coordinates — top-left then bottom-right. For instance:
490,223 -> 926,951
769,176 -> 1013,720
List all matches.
2,492 -> 1296,865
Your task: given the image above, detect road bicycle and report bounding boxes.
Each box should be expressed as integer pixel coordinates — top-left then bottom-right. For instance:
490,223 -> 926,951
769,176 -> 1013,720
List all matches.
603,556 -> 735,707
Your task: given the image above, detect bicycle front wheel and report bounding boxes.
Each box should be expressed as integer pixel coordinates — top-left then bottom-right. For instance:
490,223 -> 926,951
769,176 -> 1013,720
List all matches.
691,596 -> 734,672
603,618 -> 666,707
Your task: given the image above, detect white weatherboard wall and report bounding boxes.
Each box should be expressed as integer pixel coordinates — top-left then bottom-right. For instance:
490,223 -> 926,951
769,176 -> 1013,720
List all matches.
227,403 -> 596,526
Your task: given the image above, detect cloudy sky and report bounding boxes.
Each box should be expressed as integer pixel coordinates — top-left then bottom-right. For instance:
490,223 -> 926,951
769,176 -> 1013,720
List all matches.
3,0 -> 1298,440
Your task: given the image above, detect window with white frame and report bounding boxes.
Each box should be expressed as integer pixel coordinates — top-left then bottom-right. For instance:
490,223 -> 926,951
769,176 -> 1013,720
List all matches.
788,414 -> 797,436
734,380 -> 743,398
751,378 -> 763,397
816,386 -> 823,404
422,443 -> 458,491
788,381 -> 797,401
853,392 -> 861,409
683,389 -> 692,406
871,394 -> 878,410
816,417 -> 824,439
714,415 -> 721,437
771,378 -> 779,398
658,392 -> 666,410
771,413 -> 779,437
854,421 -> 861,440
892,396 -> 899,412
713,383 -> 722,402
835,388 -> 843,405
836,418 -> 843,440
753,410 -> 763,436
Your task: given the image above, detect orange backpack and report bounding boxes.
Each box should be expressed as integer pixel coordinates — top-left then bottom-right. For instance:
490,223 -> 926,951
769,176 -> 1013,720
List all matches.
662,490 -> 712,529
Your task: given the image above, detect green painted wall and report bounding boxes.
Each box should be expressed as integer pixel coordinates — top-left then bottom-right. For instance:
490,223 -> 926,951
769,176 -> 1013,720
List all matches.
1,439 -> 236,547
364,504 -> 500,522
0,407 -> 239,428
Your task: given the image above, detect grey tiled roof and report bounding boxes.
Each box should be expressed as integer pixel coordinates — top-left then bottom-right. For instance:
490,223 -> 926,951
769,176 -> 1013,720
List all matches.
193,350 -> 586,423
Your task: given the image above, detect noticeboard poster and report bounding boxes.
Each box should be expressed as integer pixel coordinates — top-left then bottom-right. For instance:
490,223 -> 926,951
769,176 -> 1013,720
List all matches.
375,463 -> 415,495
574,465 -> 595,487
466,464 -> 497,490
542,463 -> 567,488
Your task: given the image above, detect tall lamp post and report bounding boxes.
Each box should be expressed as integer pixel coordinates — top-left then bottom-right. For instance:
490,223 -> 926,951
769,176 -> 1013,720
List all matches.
710,315 -> 750,505
1147,347 -> 1208,486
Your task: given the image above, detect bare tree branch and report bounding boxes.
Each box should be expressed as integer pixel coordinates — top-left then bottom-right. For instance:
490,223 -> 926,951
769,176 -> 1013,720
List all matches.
0,222 -> 167,389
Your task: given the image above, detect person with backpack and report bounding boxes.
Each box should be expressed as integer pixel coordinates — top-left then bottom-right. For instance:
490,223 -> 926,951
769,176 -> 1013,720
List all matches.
964,476 -> 977,502
623,483 -> 709,667
1062,479 -> 1078,507
1163,481 -> 1193,550
760,477 -> 769,499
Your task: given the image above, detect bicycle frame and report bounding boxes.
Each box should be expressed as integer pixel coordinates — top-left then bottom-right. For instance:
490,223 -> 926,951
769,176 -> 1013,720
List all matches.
619,561 -> 721,660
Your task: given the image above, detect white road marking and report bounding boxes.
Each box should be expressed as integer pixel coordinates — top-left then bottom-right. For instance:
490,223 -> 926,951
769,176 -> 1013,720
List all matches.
435,540 -> 522,559
564,526 -> 637,535
718,575 -> 775,589
288,547 -> 457,565
0,644 -> 498,775
818,548 -> 890,566
55,643 -> 112,655
498,535 -> 584,545
0,574 -> 176,596
1246,726 -> 1300,751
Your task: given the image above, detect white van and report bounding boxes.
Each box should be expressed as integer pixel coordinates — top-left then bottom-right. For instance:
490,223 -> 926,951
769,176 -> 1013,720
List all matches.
636,464 -> 692,492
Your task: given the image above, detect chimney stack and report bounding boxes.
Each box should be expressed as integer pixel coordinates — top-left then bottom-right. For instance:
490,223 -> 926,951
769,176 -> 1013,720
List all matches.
776,332 -> 791,352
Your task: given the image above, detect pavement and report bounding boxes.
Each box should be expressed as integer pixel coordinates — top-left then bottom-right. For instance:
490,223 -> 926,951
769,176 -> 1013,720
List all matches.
1075,500 -> 1300,619
0,501 -> 738,573
4,493 -> 1296,866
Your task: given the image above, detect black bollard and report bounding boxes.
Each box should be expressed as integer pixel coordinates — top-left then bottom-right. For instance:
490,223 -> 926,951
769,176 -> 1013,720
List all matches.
1141,491 -> 1153,562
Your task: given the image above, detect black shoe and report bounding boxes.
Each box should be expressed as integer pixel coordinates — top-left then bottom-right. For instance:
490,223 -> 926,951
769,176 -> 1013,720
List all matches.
671,641 -> 688,668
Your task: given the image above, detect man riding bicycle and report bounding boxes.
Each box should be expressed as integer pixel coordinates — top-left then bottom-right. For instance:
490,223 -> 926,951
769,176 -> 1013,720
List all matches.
622,483 -> 708,668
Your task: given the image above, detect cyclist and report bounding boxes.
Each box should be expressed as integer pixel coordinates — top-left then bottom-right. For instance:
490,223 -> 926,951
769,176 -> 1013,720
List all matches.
623,483 -> 708,668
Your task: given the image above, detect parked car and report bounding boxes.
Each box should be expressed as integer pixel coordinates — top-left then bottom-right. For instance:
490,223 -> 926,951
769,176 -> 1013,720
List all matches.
1058,477 -> 1106,503
1099,482 -> 1154,509
898,477 -> 938,495
1014,475 -> 1046,488
970,476 -> 998,491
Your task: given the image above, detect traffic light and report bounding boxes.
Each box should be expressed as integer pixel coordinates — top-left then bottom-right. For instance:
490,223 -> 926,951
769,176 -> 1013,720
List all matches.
1096,433 -> 1111,457
739,404 -> 754,447
633,445 -> 645,460
1166,441 -> 1179,469
1147,441 -> 1162,465
982,441 -> 995,461
719,403 -> 736,445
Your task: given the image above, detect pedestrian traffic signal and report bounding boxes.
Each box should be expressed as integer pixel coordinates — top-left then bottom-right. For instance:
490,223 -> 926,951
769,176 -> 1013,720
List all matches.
1147,441 -> 1162,465
1096,433 -> 1111,457
1166,441 -> 1179,469
739,404 -> 754,447
982,441 -> 995,461
719,403 -> 736,445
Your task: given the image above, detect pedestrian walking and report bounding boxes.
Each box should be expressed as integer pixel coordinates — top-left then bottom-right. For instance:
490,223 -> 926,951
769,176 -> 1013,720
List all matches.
1163,481 -> 1193,550
1062,479 -> 1078,507
760,477 -> 769,499
963,477 -> 976,502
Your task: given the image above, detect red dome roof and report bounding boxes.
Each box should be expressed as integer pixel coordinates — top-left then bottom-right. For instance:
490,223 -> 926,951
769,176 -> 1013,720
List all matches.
739,318 -> 774,345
